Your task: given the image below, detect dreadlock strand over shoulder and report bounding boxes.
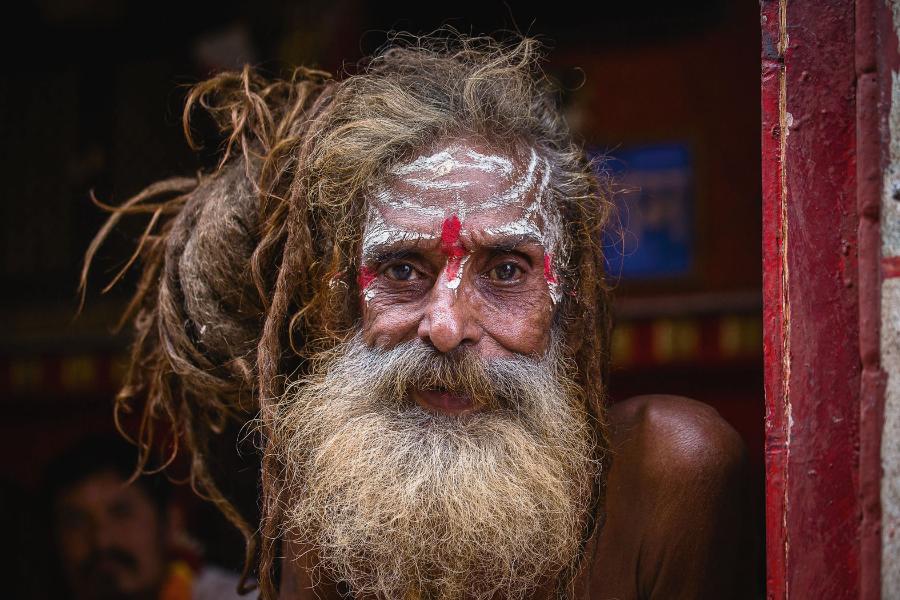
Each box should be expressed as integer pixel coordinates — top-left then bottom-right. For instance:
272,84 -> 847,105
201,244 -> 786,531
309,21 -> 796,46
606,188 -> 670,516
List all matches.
83,32 -> 613,598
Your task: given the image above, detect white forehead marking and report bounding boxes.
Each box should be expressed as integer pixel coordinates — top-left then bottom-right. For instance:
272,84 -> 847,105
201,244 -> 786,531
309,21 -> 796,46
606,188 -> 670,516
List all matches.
530,165 -> 560,253
481,159 -> 557,249
391,148 -> 515,177
401,178 -> 473,191
374,147 -> 548,222
465,150 -> 515,175
365,144 -> 565,305
390,148 -> 516,192
445,254 -> 469,291
477,149 -> 543,211
482,219 -> 543,240
391,150 -> 454,176
361,205 -> 436,257
373,188 -> 446,218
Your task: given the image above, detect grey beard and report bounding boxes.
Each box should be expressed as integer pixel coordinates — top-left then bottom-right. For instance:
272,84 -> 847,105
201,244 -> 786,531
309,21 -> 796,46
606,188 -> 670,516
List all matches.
271,334 -> 600,600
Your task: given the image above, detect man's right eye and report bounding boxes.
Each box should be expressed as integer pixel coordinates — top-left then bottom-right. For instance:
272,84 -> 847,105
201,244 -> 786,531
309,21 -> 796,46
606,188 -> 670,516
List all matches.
385,263 -> 417,281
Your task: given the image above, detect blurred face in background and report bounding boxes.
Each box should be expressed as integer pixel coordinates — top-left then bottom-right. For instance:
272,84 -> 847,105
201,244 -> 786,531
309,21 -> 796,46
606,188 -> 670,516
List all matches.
54,470 -> 167,600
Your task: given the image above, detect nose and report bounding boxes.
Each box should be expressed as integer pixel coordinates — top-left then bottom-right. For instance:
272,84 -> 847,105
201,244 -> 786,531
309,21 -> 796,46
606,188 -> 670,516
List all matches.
93,519 -> 116,550
418,278 -> 482,353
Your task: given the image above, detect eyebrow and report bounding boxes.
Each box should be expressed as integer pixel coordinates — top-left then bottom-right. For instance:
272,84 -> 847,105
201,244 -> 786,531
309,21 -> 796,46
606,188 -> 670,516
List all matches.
365,247 -> 415,264
362,231 -> 546,262
477,232 -> 545,251
362,235 -> 437,263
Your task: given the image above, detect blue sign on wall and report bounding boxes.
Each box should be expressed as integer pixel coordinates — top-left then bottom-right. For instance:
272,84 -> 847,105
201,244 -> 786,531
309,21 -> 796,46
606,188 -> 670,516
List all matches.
594,143 -> 694,280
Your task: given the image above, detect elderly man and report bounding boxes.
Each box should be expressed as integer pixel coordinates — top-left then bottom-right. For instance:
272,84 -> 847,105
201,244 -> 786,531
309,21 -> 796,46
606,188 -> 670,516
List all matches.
85,35 -> 747,599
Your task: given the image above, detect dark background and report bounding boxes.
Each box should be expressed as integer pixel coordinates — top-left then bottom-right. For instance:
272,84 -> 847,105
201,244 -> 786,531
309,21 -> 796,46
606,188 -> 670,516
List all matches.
0,0 -> 763,595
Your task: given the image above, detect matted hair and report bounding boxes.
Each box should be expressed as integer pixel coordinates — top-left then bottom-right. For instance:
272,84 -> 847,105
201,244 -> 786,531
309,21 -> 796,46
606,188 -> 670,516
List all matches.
82,32 -> 613,597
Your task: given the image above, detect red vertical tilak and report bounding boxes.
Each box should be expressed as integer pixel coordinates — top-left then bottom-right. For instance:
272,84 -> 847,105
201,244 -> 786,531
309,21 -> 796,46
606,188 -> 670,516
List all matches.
440,214 -> 466,280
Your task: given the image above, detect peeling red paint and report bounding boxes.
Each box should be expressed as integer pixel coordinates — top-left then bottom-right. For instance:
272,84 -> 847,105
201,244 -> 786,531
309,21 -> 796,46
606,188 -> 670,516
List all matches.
861,370 -> 887,600
857,1 -> 893,594
762,1 -> 863,598
868,0 -> 900,593
883,256 -> 900,279
761,3 -> 788,597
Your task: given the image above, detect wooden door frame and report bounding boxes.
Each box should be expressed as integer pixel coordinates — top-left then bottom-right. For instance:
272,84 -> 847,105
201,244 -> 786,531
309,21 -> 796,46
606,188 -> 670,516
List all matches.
761,0 -> 894,597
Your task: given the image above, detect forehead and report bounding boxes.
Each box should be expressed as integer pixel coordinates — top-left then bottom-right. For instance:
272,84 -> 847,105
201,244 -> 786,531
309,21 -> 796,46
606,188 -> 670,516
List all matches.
372,140 -> 549,225
58,471 -> 146,511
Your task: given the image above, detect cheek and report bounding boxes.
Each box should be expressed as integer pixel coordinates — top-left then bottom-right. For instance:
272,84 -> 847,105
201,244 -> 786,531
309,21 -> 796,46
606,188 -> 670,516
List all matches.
58,530 -> 89,562
360,296 -> 423,347
115,520 -> 152,554
468,287 -> 554,355
118,515 -> 166,583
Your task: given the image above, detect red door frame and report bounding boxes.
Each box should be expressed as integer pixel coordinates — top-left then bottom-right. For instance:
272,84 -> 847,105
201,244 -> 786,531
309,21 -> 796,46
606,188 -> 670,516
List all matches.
762,0 -> 893,597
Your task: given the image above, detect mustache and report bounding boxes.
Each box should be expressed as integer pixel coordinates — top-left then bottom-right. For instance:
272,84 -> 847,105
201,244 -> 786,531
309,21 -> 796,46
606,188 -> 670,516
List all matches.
79,548 -> 138,577
309,334 -> 571,413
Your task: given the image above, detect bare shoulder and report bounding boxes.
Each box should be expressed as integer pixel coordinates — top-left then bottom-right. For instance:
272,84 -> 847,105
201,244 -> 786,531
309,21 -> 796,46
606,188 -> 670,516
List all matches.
609,394 -> 746,482
591,395 -> 751,599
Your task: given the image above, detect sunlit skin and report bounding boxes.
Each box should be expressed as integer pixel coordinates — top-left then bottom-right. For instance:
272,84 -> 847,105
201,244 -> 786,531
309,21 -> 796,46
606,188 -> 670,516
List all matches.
55,471 -> 168,600
282,139 -> 750,599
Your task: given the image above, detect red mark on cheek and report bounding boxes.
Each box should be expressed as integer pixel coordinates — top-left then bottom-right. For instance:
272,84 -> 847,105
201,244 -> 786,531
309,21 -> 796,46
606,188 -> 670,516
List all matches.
440,214 -> 467,280
358,265 -> 377,291
543,253 -> 558,284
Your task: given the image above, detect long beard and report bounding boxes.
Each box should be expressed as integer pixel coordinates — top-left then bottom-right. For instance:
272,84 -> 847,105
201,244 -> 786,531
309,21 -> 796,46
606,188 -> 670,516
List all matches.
271,334 -> 600,600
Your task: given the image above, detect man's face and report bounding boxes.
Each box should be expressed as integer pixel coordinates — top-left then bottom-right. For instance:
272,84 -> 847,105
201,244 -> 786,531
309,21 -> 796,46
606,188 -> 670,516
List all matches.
273,139 -> 597,599
359,138 -> 562,414
54,471 -> 167,600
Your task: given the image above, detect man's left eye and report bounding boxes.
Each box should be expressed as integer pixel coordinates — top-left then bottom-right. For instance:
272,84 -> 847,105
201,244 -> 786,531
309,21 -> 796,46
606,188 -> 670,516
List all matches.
490,262 -> 521,282
385,263 -> 418,281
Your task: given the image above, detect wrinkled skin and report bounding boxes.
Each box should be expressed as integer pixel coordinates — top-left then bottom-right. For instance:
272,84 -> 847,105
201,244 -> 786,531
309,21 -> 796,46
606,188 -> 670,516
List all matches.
280,140 -> 749,599
359,139 -> 558,414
